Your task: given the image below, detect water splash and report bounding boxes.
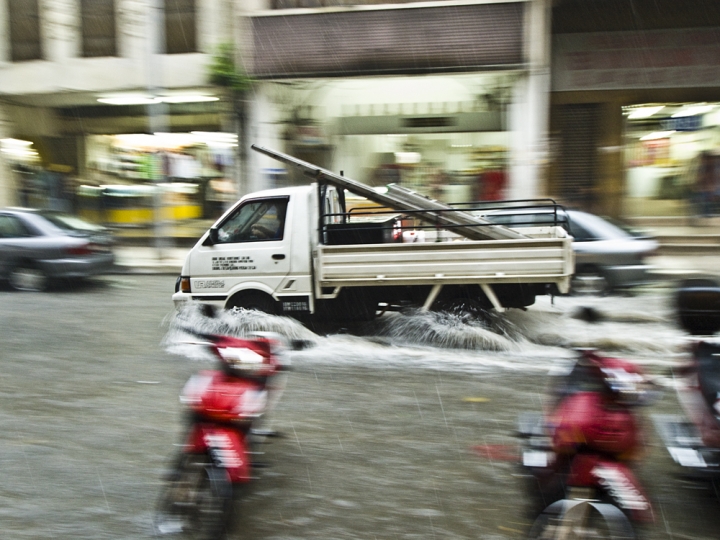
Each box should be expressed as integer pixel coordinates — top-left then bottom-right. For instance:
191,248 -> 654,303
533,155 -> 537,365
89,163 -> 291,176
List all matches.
506,295 -> 687,357
163,303 -> 320,360
162,293 -> 690,372
371,309 -> 521,352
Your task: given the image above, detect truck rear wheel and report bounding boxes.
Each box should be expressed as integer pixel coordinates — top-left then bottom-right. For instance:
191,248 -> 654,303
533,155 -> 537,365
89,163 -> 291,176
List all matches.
434,297 -> 489,322
226,292 -> 277,315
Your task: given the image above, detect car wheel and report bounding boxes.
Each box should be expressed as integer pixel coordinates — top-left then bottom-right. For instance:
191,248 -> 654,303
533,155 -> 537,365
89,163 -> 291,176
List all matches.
570,268 -> 609,296
9,264 -> 49,292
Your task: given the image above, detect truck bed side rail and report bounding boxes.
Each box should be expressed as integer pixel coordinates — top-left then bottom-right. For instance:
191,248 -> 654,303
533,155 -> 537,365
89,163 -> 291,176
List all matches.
332,198 -> 570,244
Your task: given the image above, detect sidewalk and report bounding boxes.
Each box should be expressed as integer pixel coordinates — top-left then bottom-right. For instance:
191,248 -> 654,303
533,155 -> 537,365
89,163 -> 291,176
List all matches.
109,217 -> 720,277
112,245 -> 188,274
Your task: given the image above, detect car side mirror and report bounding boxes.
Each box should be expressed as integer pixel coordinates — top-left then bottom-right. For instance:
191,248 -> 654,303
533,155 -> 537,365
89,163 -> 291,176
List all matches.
203,227 -> 219,246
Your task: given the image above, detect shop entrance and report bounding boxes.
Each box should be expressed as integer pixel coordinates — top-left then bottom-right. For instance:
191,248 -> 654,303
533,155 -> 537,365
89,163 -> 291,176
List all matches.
623,102 -> 720,218
265,73 -> 517,204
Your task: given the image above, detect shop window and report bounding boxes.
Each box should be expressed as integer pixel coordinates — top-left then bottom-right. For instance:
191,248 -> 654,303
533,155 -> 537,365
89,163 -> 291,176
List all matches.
8,0 -> 42,62
165,0 -> 197,54
80,0 -> 117,58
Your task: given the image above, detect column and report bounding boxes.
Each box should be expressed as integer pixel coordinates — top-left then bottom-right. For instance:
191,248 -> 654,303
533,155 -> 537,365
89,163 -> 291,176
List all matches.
0,104 -> 15,206
507,0 -> 551,200
42,0 -> 80,62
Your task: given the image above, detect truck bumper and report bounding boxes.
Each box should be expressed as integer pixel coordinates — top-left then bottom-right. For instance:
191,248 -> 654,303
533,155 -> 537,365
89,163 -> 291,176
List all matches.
172,291 -> 227,310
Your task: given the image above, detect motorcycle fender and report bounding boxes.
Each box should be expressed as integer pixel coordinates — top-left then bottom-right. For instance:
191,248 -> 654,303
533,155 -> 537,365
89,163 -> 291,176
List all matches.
186,425 -> 252,483
591,461 -> 654,523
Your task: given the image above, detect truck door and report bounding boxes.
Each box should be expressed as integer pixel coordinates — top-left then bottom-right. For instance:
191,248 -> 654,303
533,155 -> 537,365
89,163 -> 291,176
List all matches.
192,196 -> 291,295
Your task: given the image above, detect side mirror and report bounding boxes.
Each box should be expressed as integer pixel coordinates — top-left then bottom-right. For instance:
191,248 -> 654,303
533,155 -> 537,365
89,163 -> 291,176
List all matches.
203,227 -> 219,246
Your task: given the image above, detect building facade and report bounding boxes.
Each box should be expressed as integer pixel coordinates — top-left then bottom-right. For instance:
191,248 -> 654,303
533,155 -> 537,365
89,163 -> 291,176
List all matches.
0,0 -> 551,220
245,0 -> 552,205
0,0 -> 246,218
549,0 -> 720,220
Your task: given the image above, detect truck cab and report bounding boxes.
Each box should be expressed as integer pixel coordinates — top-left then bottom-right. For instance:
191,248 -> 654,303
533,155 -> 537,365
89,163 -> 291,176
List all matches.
174,185 -> 316,314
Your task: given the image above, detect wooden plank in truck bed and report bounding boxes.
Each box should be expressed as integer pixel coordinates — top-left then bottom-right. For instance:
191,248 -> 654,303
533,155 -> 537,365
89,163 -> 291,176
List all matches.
316,237 -> 574,291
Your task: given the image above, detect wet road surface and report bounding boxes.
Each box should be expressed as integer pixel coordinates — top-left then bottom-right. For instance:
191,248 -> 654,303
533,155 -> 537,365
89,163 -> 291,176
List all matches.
2,276 -> 720,539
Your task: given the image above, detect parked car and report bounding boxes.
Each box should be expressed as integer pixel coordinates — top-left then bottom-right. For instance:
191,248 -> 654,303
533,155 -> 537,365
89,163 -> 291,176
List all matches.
482,207 -> 658,295
0,207 -> 115,291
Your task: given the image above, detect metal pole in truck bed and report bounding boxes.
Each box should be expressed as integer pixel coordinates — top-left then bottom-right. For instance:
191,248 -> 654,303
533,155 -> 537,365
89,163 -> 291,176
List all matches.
251,144 -> 527,241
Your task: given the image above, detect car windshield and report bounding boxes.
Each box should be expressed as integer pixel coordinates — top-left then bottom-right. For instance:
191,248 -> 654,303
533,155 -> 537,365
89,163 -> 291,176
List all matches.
569,211 -> 632,241
39,211 -> 105,233
600,216 -> 648,238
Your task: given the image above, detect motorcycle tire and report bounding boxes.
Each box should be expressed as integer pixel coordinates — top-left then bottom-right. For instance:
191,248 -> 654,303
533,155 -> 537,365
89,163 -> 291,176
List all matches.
528,499 -> 635,540
154,453 -> 233,540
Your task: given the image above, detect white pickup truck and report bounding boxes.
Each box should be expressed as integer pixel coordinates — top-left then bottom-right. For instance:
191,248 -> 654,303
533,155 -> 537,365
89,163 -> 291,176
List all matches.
172,146 -> 574,322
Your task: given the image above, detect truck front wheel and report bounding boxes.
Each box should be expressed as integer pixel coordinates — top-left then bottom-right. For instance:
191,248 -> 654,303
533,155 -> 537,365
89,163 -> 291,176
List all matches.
226,291 -> 277,315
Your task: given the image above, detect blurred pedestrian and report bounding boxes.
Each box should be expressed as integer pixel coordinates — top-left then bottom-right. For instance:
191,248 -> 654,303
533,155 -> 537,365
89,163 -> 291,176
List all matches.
694,151 -> 716,218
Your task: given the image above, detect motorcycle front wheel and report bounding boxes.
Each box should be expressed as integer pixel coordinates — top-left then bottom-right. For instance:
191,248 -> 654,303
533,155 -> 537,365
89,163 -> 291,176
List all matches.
528,499 -> 635,540
154,453 -> 233,540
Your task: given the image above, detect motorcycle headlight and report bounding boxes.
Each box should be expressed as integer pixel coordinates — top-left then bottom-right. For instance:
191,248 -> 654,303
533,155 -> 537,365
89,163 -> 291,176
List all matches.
602,367 -> 645,405
217,346 -> 265,371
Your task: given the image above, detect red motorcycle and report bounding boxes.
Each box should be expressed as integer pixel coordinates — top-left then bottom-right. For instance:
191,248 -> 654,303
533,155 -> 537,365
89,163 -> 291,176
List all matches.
654,278 -> 720,491
518,348 -> 654,540
154,328 -> 290,539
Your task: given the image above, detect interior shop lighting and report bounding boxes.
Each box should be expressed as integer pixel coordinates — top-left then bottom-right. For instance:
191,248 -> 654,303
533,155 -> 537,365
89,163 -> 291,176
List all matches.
98,95 -> 160,105
672,104 -> 714,118
394,152 -> 422,164
190,131 -> 237,142
190,131 -> 237,148
627,106 -> 665,119
1,138 -> 33,148
0,138 -> 38,158
160,95 -> 219,103
97,94 -> 218,105
640,130 -> 676,141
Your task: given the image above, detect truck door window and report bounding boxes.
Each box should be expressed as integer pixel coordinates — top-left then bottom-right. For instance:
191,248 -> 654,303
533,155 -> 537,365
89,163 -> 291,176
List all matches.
216,198 -> 288,243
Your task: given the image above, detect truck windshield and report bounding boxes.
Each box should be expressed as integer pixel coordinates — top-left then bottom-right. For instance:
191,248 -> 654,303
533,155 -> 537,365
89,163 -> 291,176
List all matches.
216,198 -> 288,243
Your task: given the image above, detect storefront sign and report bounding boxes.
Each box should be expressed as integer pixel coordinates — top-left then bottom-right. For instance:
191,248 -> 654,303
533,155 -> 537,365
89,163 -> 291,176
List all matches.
251,3 -> 525,78
553,27 -> 720,91
661,115 -> 702,132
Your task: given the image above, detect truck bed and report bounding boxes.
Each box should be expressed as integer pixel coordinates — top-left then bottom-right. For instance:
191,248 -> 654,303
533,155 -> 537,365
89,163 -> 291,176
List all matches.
315,231 -> 573,292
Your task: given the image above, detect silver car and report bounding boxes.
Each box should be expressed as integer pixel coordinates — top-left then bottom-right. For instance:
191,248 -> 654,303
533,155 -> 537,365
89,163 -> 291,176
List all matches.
564,210 -> 658,295
482,207 -> 658,295
0,208 -> 115,291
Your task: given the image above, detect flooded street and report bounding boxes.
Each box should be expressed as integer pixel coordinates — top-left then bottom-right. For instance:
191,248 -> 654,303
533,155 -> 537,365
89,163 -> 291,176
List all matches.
2,276 -> 720,539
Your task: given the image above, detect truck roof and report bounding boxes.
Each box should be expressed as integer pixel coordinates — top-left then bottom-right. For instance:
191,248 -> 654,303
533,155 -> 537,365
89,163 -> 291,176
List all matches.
240,184 -> 314,200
